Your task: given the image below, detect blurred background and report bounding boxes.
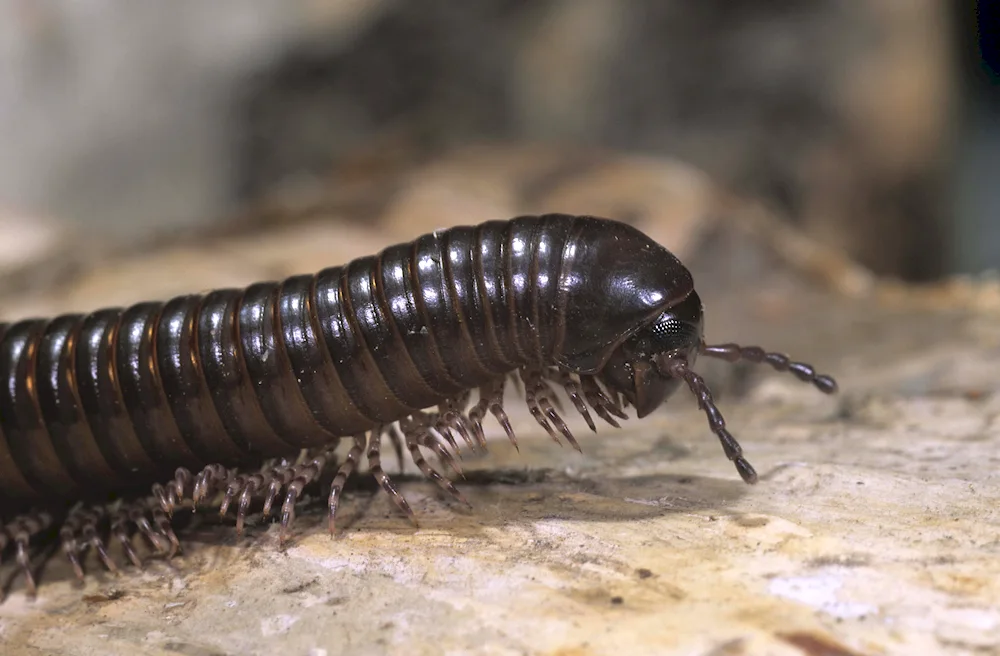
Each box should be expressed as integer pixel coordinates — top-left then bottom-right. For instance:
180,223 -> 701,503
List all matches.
0,0 -> 995,287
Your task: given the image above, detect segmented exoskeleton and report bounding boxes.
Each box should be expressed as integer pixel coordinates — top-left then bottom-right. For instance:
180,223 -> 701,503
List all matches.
0,214 -> 837,596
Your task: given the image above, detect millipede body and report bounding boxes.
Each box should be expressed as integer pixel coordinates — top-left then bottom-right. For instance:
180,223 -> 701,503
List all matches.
0,214 -> 837,595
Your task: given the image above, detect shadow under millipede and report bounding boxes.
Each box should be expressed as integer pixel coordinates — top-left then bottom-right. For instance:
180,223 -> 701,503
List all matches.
0,465 -> 750,598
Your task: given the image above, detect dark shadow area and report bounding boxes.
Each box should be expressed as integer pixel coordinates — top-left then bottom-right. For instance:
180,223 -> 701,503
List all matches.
0,464 -> 750,600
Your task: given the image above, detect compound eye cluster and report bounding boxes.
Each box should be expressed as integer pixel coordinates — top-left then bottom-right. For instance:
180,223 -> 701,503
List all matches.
647,312 -> 698,354
651,316 -> 686,338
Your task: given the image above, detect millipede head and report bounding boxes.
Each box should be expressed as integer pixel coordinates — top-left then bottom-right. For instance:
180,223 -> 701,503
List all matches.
593,289 -> 838,483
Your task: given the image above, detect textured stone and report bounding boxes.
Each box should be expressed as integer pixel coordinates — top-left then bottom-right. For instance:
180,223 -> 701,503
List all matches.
0,151 -> 997,655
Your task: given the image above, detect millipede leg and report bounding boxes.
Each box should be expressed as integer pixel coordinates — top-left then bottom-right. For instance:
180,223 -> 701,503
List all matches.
8,512 -> 52,597
59,511 -> 87,582
129,505 -> 171,555
400,420 -> 470,507
153,459 -> 288,541
152,506 -> 181,558
441,398 -> 481,452
418,424 -> 463,478
262,463 -> 295,519
554,370 -> 597,432
82,520 -> 117,574
193,464 -> 232,508
278,446 -> 338,545
234,474 -> 265,537
430,413 -> 462,455
278,480 -> 305,546
328,434 -> 365,534
219,474 -> 250,520
15,534 -> 35,597
69,506 -> 119,574
522,369 -> 557,443
367,428 -> 415,523
111,507 -> 144,569
469,378 -> 516,450
580,375 -> 628,427
436,397 -> 477,454
489,388 -> 516,446
385,428 -> 406,474
154,467 -> 194,517
521,368 -> 581,451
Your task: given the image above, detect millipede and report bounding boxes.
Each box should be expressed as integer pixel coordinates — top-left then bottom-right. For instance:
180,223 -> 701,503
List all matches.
0,214 -> 837,597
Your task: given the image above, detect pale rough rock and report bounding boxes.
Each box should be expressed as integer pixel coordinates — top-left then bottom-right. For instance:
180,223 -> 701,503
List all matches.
0,151 -> 997,656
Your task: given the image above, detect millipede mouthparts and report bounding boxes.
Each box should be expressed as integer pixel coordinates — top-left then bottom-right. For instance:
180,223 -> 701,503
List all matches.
0,214 -> 837,597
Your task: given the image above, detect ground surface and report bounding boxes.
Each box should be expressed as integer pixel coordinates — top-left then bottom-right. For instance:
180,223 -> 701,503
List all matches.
0,147 -> 997,655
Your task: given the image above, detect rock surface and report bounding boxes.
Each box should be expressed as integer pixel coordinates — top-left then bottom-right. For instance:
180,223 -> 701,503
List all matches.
0,149 -> 997,656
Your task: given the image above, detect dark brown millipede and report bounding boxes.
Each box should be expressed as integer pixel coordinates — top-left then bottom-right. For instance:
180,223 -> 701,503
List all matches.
0,214 -> 837,596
